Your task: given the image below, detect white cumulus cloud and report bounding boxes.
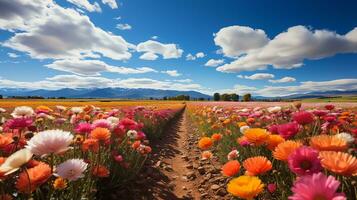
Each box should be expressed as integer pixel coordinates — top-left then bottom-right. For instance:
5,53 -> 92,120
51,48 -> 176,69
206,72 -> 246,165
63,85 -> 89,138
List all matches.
116,23 -> 132,30
161,70 -> 181,77
216,25 -> 357,73
239,73 -> 275,80
137,40 -> 183,60
269,77 -> 296,83
66,0 -> 101,12
102,0 -> 118,9
204,59 -> 224,67
0,0 -> 133,61
45,59 -> 156,76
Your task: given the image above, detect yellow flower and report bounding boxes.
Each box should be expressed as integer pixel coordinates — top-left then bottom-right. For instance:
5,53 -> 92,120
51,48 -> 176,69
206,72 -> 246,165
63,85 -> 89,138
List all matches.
53,177 -> 67,190
227,175 -> 264,199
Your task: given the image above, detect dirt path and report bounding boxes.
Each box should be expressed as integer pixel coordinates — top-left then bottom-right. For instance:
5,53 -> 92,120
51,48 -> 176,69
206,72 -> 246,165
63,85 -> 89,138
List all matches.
112,110 -> 201,199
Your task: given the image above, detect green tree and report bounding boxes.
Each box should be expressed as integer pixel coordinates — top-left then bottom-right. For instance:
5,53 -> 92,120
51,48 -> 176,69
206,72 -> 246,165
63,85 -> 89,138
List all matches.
243,93 -> 252,102
231,93 -> 239,101
213,93 -> 220,101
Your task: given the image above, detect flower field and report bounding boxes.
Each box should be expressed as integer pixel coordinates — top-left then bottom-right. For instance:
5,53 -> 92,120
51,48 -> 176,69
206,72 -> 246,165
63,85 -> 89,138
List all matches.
187,102 -> 357,199
0,102 -> 184,199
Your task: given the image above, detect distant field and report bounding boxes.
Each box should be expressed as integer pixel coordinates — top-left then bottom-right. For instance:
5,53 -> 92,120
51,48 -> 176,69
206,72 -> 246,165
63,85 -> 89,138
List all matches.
301,96 -> 357,102
0,99 -> 185,109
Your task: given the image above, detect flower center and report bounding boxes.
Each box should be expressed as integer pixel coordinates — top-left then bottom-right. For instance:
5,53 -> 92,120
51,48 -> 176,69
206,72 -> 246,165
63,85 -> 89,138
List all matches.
313,194 -> 327,200
300,160 -> 312,170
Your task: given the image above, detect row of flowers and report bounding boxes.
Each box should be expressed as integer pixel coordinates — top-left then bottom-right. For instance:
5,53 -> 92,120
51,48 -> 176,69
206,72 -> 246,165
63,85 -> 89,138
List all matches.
0,104 -> 184,199
187,103 -> 357,199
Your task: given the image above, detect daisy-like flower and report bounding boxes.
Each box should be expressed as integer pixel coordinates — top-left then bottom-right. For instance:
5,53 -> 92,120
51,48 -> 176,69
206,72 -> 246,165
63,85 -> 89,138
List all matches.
244,128 -> 269,146
92,119 -> 111,129
267,106 -> 281,113
222,160 -> 241,177
335,132 -> 354,144
127,130 -> 138,139
0,148 -> 33,176
26,129 -> 74,157
288,146 -> 322,176
243,156 -> 272,176
106,116 -> 119,129
309,135 -> 348,152
227,175 -> 264,199
289,172 -> 346,200
70,107 -> 83,114
55,159 -> 87,181
55,105 -> 67,112
11,106 -> 34,118
273,140 -> 302,161
319,151 -> 357,176
198,137 -> 213,149
16,162 -> 52,193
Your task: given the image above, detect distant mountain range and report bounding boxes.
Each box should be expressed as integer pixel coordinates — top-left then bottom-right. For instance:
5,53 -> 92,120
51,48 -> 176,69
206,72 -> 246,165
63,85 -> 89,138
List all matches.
0,88 -> 212,99
0,88 -> 356,100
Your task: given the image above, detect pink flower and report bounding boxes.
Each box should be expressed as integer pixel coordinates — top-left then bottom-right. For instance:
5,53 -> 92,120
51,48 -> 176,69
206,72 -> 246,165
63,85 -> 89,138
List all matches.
268,124 -> 279,134
75,122 -> 93,135
267,183 -> 276,193
288,146 -> 322,176
92,119 -> 111,129
5,117 -> 33,129
277,122 -> 299,139
289,172 -> 346,200
55,159 -> 87,181
293,111 -> 314,125
312,110 -> 328,117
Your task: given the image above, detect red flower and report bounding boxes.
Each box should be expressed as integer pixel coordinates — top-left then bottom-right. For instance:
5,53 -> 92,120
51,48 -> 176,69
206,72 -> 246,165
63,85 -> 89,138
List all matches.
277,122 -> 299,139
293,111 -> 314,125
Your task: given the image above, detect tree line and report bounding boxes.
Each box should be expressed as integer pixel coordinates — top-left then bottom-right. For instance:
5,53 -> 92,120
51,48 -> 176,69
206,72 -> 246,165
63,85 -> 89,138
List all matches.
213,93 -> 252,101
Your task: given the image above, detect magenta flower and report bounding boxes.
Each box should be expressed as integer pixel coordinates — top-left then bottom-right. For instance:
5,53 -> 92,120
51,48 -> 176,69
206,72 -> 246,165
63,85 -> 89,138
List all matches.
293,111 -> 314,125
288,146 -> 322,176
277,122 -> 299,139
289,172 -> 346,200
5,117 -> 33,129
75,122 -> 93,135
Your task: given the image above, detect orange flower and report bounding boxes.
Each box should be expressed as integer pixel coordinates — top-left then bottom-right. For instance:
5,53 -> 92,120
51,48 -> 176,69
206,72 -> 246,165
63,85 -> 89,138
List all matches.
201,151 -> 213,160
74,135 -> 84,144
198,137 -> 213,149
92,165 -> 110,177
319,151 -> 357,176
246,118 -> 255,124
0,134 -> 13,149
244,128 -> 269,146
266,134 -> 285,150
211,133 -> 223,141
53,177 -> 67,190
223,119 -> 231,125
16,163 -> 52,193
243,156 -> 272,176
273,140 -> 302,161
132,141 -> 141,149
222,160 -> 241,177
90,127 -> 111,143
310,135 -> 348,152
82,139 -> 99,152
237,122 -> 247,127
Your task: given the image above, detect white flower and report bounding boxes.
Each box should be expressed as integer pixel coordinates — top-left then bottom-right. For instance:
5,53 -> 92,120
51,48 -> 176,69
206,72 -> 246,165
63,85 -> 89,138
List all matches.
336,132 -> 355,143
56,105 -> 67,111
240,125 -> 250,134
70,107 -> 83,114
267,106 -> 281,113
127,130 -> 138,139
26,129 -> 74,157
11,106 -> 34,118
0,108 -> 6,113
55,159 -> 87,181
106,117 -> 119,129
227,150 -> 239,160
0,148 -> 33,176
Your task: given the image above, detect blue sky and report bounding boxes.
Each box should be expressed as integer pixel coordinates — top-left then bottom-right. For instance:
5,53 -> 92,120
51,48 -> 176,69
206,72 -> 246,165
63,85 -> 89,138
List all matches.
0,0 -> 357,96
